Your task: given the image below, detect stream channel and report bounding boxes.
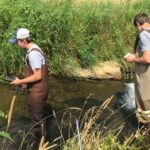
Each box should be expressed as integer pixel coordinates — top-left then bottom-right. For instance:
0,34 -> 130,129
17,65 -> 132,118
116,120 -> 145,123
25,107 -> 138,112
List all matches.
0,77 -> 137,149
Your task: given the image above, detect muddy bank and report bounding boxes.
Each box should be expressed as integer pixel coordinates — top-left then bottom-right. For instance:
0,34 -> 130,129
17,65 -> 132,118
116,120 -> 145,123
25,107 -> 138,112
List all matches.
71,61 -> 122,80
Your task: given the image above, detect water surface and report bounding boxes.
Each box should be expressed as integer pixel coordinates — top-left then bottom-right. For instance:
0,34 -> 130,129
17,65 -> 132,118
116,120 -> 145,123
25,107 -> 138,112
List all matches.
0,78 -> 135,149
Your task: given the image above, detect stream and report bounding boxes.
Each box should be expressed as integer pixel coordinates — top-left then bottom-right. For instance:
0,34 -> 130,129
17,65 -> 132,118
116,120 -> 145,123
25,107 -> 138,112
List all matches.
0,77 -> 137,149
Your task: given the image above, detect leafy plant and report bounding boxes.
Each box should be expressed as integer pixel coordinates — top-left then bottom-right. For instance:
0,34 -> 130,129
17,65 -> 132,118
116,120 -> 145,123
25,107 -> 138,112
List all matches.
0,110 -> 11,140
0,131 -> 11,140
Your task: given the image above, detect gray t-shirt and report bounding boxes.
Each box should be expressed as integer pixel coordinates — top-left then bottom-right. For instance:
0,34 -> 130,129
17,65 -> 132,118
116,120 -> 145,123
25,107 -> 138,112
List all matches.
26,44 -> 45,70
138,29 -> 150,52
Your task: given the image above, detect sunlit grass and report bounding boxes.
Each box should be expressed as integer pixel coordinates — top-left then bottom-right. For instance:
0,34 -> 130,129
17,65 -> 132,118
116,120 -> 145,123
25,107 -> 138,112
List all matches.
0,0 -> 149,78
41,0 -> 141,4
75,0 -> 141,4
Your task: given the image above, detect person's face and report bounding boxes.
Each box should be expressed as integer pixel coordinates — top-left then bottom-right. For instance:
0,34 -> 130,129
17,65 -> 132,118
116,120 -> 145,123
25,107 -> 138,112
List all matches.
135,22 -> 143,32
17,39 -> 27,48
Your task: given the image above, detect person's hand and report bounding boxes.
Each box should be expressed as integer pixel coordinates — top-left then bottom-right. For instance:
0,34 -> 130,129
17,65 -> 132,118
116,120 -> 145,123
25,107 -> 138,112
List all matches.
22,84 -> 27,89
10,77 -> 22,86
124,53 -> 136,63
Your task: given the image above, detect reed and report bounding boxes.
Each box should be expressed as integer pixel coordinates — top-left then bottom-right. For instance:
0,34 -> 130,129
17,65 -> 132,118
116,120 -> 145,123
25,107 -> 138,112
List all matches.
38,136 -> 57,150
38,137 -> 48,150
7,95 -> 16,129
2,95 -> 16,150
61,97 -> 149,149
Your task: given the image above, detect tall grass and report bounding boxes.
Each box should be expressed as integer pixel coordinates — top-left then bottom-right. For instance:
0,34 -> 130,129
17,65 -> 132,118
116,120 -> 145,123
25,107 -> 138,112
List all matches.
75,0 -> 139,4
0,0 -> 150,78
1,94 -> 150,149
61,96 -> 150,150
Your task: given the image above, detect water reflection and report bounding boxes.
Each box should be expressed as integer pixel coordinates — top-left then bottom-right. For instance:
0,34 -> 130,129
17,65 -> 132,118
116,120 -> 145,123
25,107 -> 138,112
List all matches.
49,78 -> 124,108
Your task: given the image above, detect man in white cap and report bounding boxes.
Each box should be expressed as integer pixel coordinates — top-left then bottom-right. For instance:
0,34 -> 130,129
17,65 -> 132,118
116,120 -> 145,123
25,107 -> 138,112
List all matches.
10,28 -> 49,142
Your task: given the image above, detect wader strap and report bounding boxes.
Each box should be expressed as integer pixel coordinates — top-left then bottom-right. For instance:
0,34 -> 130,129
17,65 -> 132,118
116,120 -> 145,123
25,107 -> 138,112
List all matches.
27,48 -> 44,56
25,48 -> 45,66
134,35 -> 140,53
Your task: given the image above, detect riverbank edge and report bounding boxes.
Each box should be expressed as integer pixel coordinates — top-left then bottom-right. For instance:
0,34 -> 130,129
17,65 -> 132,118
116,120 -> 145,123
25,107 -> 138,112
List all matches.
54,60 -> 124,80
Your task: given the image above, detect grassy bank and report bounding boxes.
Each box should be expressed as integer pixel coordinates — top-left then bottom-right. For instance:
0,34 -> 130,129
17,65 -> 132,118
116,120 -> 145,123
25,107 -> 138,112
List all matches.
0,0 -> 149,78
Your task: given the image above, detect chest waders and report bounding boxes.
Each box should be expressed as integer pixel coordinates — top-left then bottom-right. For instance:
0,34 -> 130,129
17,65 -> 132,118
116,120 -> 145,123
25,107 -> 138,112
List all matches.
134,32 -> 150,124
24,48 -> 49,139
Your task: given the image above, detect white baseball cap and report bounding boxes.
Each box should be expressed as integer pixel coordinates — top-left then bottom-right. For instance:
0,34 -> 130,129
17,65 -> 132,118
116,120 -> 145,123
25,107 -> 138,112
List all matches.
9,28 -> 30,44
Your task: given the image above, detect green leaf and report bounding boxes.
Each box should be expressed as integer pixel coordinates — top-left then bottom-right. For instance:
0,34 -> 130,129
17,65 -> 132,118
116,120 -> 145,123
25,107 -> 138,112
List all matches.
0,110 -> 5,118
0,131 -> 11,140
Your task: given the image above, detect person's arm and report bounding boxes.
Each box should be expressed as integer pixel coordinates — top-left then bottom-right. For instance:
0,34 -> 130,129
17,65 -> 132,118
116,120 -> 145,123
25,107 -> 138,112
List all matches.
125,31 -> 150,64
10,68 -> 42,86
124,51 -> 150,63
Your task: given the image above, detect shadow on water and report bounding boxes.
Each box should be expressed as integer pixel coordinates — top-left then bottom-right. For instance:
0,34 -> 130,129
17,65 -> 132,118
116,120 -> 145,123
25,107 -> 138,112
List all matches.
0,77 -> 140,149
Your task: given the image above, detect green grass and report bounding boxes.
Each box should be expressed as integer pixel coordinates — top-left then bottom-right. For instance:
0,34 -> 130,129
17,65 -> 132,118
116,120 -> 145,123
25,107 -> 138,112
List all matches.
0,0 -> 149,78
